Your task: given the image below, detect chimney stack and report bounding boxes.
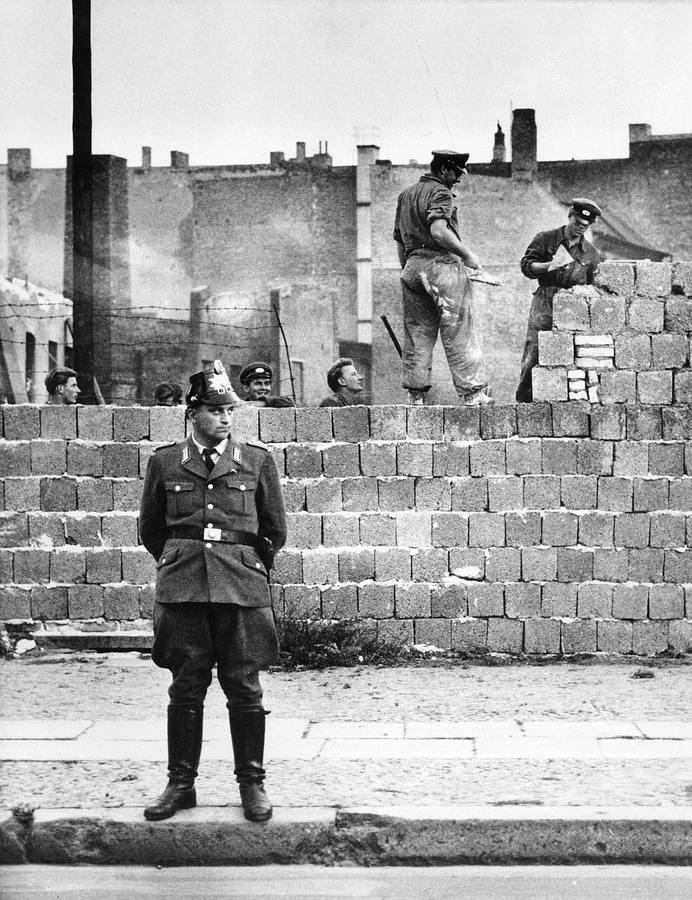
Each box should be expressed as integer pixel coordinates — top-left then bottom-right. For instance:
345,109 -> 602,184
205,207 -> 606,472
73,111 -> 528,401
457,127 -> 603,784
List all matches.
141,146 -> 152,170
511,109 -> 537,181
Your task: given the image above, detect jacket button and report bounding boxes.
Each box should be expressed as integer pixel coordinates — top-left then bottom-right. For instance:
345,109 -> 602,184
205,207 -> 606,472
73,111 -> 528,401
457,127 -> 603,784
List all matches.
255,562 -> 261,569
240,485 -> 246,491
175,485 -> 181,492
205,543 -> 211,548
161,557 -> 166,564
208,484 -> 214,490
208,503 -> 214,510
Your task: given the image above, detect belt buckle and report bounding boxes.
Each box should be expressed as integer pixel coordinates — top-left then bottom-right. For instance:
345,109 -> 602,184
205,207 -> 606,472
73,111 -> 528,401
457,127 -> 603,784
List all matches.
203,525 -> 222,542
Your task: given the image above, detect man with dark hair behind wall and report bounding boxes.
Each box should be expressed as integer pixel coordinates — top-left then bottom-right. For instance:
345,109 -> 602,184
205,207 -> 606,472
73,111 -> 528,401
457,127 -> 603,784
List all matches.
44,367 -> 80,405
318,357 -> 364,407
516,198 -> 602,402
139,360 -> 286,823
393,150 -> 493,407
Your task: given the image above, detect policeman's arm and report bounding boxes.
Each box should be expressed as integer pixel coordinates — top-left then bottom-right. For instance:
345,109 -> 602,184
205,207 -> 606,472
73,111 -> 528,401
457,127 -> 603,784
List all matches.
429,219 -> 482,270
256,453 -> 287,553
139,454 -> 168,561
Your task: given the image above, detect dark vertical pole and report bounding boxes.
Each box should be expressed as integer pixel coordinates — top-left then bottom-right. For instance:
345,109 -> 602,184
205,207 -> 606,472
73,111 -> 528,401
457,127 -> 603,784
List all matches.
71,0 -> 94,402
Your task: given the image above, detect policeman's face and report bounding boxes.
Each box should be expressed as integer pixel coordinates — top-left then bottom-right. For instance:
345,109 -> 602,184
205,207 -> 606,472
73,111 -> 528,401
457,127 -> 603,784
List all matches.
59,377 -> 81,405
339,365 -> 363,393
246,377 -> 272,401
189,402 -> 233,446
441,165 -> 463,188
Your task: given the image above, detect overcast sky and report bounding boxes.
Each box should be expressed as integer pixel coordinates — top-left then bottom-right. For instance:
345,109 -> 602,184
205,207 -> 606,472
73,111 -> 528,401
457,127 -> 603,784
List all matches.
1,0 -> 691,169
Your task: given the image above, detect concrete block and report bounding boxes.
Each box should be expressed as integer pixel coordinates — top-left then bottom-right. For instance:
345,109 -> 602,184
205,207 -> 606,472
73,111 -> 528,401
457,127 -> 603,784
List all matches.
599,371 -> 636,404
295,408 -> 333,442
4,477 -> 40,511
542,511 -> 577,546
77,406 -> 113,440
516,402 -> 553,437
578,512 -> 614,547
486,617 -> 523,653
663,549 -> 692,584
85,548 -> 122,584
433,442 -> 469,477
112,407 -> 149,441
521,547 -> 557,582
648,583 -> 685,620
589,406 -> 626,440
504,582 -> 541,618
629,548 -> 664,583
149,405 -> 186,442
13,547 -> 50,583
487,477 -> 523,511
30,585 -> 69,620
597,620 -> 633,653
467,583 -> 504,617
649,442 -> 684,477
121,548 -> 155,584
674,371 -> 692,404
395,583 -> 431,618
557,548 -> 593,582
637,371 -> 672,405
553,288 -> 590,331
323,443 -> 360,478
431,512 -> 468,548
102,443 -> 139,478
451,477 -> 487,512
552,402 -> 589,437
542,582 -> 577,617
480,405 -> 517,439
669,619 -> 692,653
652,334 -> 688,369
662,407 -> 692,440
671,260 -> 692,296
285,512 -> 322,549
664,295 -> 692,332
302,549 -> 339,584
321,584 -> 358,619
523,473 -> 561,510
449,548 -> 485,580
3,405 -> 40,440
358,583 -> 395,618
614,513 -> 649,548
615,334 -> 651,370
598,476 -> 633,513
632,621 -> 669,655
593,548 -> 629,582
305,480 -> 342,512
613,442 -> 648,476
505,438 -> 542,475
485,547 -> 521,582
414,617 -> 452,649
0,442 -> 31,476
577,582 -> 613,618
397,442 -> 433,476
469,440 -> 506,476
450,617 -> 488,650
542,439 -> 577,474
374,547 -> 411,582
524,617 -> 560,654
360,442 -> 396,476
285,445 -> 322,478
407,406 -> 443,441
594,261 -> 635,297
561,475 -> 597,509
412,548 -> 450,582
577,440 -> 613,475
468,512 -> 505,548
0,586 -> 31,620
67,585 -> 105,618
258,408 -> 296,443
633,477 -> 668,511
627,296 -> 664,332
626,406 -> 662,440
40,405 -> 77,439
532,368 -> 568,401
650,513 -> 686,549
443,407 -> 480,441
342,477 -> 378,511
538,332 -> 574,367
669,478 -> 692,511
332,407 -> 369,442
40,477 -> 77,511
339,548 -> 376,582
396,511 -> 432,547
103,585 -> 141,620
283,585 -> 321,618
359,513 -> 396,547
77,479 -> 113,512
322,513 -> 359,548
26,512 -> 63,547
0,549 -> 12,582
378,478 -> 414,511
431,583 -> 468,618
612,584 -> 648,619
271,550 -> 302,585
67,442 -> 104,476
505,511 -> 541,547
100,514 -> 138,548
635,261 -> 671,297
139,585 -> 155,617
369,406 -> 407,440
111,479 -> 141,511
591,293 -> 626,332
561,618 -> 597,654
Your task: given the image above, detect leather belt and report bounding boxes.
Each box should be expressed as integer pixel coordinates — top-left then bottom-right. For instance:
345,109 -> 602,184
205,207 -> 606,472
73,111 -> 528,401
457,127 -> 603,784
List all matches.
170,526 -> 257,545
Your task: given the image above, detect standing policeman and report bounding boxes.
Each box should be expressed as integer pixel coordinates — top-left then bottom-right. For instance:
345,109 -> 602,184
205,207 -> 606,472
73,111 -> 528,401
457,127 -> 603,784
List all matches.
139,360 -> 286,822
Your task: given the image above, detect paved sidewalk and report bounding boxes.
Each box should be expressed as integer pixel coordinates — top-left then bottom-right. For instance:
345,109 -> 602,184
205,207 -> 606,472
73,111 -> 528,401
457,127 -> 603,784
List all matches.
1,653 -> 691,864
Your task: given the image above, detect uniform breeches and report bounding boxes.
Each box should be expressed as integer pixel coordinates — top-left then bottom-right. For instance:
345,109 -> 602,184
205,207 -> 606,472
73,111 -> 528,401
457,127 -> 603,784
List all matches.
152,602 -> 279,709
516,285 -> 558,403
400,256 -> 486,397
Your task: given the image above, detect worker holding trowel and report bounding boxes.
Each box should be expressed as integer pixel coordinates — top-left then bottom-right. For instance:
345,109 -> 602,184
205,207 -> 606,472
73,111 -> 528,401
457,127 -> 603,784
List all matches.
393,150 -> 495,407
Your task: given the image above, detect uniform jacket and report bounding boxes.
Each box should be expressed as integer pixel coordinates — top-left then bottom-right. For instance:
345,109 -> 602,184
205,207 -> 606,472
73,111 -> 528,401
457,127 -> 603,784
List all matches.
139,435 -> 286,607
393,173 -> 461,256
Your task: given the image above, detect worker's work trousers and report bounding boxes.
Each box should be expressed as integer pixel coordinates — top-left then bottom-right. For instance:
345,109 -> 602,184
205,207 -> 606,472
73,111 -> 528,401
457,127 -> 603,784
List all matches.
151,601 -> 279,710
516,285 -> 558,402
400,252 -> 486,397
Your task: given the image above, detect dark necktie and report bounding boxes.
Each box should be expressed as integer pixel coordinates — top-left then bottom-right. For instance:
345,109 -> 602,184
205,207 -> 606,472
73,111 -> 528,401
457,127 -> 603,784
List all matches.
202,448 -> 215,473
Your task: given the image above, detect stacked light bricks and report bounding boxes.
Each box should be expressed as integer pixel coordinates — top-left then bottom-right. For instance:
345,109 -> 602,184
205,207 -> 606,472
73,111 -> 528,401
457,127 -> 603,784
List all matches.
533,260 -> 692,405
0,395 -> 691,657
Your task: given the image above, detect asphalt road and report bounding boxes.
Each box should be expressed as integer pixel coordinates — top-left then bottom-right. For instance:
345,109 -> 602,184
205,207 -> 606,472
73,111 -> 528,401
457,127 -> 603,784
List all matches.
1,865 -> 692,899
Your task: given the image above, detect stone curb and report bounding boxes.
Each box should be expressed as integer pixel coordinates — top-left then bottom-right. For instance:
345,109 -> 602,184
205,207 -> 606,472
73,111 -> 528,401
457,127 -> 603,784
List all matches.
1,805 -> 691,866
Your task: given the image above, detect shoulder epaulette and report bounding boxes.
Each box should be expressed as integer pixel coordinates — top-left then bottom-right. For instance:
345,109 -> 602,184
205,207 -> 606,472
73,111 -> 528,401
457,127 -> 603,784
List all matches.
246,439 -> 269,452
153,439 -> 183,452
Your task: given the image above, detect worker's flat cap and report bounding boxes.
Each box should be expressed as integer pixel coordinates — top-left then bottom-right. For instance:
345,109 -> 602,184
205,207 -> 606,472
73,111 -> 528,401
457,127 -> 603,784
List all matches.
239,361 -> 273,384
571,198 -> 602,223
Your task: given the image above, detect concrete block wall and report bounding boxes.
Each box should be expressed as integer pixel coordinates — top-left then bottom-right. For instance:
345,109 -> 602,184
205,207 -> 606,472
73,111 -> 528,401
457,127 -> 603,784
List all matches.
1,400 -> 691,657
533,261 -> 692,404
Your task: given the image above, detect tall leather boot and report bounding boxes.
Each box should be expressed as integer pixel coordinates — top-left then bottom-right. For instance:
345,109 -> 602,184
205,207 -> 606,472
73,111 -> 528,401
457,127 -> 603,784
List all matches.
144,706 -> 203,821
229,706 -> 272,822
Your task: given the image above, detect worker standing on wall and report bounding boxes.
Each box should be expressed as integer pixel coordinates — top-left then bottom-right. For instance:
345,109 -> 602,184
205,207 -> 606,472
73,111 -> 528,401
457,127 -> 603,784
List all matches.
516,198 -> 602,402
393,150 -> 493,407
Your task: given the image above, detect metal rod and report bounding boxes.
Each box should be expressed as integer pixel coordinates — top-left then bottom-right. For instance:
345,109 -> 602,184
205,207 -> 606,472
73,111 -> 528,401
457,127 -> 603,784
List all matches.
380,315 -> 403,358
272,303 -> 297,405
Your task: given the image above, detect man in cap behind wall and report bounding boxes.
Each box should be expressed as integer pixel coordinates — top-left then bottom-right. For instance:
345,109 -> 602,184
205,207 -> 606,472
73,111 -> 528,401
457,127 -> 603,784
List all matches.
516,198 -> 602,402
239,361 -> 295,408
139,360 -> 286,823
393,150 -> 493,407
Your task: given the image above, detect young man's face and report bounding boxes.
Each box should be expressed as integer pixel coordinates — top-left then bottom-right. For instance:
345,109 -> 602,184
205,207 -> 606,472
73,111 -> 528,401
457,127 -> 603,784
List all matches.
566,212 -> 592,240
246,377 -> 272,402
339,365 -> 363,394
189,403 -> 233,446
59,377 -> 81,405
